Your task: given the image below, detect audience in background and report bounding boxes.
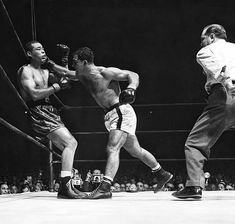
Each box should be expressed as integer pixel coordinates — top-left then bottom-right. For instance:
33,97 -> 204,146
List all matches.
0,167 -> 235,195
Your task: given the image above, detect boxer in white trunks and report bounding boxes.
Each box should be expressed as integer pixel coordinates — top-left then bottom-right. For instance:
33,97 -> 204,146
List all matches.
68,47 -> 173,199
46,46 -> 173,199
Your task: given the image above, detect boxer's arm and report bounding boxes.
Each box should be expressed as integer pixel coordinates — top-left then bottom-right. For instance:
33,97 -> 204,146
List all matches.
48,72 -> 60,84
48,63 -> 79,81
20,67 -> 57,101
103,67 -> 139,90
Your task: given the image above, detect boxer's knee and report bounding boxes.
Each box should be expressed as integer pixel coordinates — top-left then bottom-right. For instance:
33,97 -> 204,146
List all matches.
63,135 -> 78,152
68,136 -> 78,151
106,145 -> 119,155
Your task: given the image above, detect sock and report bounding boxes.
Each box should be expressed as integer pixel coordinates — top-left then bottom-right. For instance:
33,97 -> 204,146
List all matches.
151,163 -> 161,172
103,176 -> 113,185
61,171 -> 72,178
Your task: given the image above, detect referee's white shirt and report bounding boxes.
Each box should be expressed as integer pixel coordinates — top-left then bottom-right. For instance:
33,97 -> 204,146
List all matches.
196,39 -> 235,92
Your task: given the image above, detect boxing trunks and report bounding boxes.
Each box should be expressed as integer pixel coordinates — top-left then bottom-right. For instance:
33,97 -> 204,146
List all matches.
104,103 -> 137,135
27,98 -> 65,137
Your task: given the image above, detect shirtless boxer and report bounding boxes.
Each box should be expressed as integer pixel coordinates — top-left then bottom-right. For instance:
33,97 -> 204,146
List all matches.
18,41 -> 86,199
68,47 -> 173,199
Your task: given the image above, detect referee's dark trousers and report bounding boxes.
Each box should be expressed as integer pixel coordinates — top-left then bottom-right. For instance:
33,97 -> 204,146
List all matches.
185,83 -> 235,189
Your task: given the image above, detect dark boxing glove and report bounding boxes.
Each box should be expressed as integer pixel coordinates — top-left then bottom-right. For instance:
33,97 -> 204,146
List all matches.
119,88 -> 136,104
52,77 -> 71,92
56,44 -> 70,67
59,77 -> 71,89
41,57 -> 55,71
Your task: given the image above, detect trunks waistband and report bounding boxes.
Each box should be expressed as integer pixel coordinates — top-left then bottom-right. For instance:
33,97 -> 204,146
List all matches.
27,98 -> 52,108
104,102 -> 122,114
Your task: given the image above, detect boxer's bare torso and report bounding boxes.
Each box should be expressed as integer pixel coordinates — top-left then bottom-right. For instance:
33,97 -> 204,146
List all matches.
77,66 -> 121,110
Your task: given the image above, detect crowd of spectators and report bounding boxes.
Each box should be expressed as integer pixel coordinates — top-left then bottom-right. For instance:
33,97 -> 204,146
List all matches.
1,165 -> 235,195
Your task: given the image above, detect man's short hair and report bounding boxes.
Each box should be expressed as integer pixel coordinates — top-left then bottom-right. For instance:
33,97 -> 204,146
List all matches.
74,47 -> 94,63
25,40 -> 39,52
203,24 -> 227,40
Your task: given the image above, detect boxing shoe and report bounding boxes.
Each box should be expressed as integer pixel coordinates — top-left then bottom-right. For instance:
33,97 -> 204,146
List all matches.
87,180 -> 112,199
152,167 -> 173,193
172,186 -> 202,199
57,177 -> 87,199
71,183 -> 88,197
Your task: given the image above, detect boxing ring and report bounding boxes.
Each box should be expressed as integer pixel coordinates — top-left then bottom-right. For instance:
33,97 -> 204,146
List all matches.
1,1 -> 235,223
1,191 -> 235,224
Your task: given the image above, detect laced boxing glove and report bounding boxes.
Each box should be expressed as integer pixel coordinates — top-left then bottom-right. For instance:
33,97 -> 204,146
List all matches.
56,44 -> 70,67
119,88 -> 136,104
52,77 -> 71,92
41,57 -> 56,71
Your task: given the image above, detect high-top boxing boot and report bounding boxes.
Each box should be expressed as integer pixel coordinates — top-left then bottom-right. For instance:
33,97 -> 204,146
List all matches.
87,177 -> 112,199
152,167 -> 173,193
57,176 -> 87,199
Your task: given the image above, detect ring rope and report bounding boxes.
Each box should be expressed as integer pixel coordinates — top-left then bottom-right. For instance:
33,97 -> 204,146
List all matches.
0,0 -> 27,58
71,128 -> 235,135
0,117 -> 61,158
30,0 -> 37,40
65,102 -> 207,111
0,65 -> 30,114
51,157 -> 235,164
71,130 -> 189,135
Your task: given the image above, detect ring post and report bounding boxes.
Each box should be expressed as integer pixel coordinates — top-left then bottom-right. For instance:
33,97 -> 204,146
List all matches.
48,140 -> 54,192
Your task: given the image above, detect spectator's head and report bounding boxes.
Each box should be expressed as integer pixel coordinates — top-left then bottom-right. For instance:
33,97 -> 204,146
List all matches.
128,184 -> 137,192
143,183 -> 150,191
225,184 -> 234,191
113,182 -> 121,192
120,183 -> 126,192
210,183 -> 217,191
93,169 -> 101,175
10,185 -> 18,194
21,184 -> 30,193
34,182 -> 42,192
53,182 -> 60,192
136,182 -> 144,191
218,181 -> 226,191
110,186 -> 115,192
92,169 -> 102,183
125,182 -> 131,191
165,183 -> 174,191
72,168 -> 79,178
24,175 -> 33,187
0,183 -> 9,195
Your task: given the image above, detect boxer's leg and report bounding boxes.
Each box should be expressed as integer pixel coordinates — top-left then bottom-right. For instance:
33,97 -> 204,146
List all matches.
47,127 -> 87,199
88,130 -> 127,199
124,134 -> 173,193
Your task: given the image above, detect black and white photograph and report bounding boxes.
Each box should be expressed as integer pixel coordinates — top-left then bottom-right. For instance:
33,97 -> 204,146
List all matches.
0,0 -> 235,223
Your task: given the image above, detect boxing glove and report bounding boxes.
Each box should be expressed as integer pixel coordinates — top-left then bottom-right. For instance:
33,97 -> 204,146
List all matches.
119,88 -> 136,104
41,57 -> 55,70
58,77 -> 71,89
56,44 -> 70,67
52,77 -> 71,92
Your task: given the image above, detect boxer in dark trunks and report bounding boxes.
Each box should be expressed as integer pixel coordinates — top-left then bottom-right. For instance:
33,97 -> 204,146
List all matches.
18,40 -> 86,199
